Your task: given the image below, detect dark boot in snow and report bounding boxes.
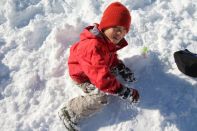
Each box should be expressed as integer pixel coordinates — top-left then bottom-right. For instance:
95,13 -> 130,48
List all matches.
58,106 -> 80,131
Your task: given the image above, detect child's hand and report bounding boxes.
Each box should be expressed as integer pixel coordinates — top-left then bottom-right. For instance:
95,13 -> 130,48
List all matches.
120,67 -> 136,82
117,86 -> 140,103
130,88 -> 140,103
116,61 -> 136,82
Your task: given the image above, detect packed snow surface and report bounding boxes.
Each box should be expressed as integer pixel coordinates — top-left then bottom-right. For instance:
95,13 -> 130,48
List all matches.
0,0 -> 197,131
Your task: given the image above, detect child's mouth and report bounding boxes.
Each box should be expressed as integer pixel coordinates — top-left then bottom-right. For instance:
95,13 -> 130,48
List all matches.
113,37 -> 120,41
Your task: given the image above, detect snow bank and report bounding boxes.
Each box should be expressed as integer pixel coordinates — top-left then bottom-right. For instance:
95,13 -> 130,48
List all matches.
0,0 -> 197,131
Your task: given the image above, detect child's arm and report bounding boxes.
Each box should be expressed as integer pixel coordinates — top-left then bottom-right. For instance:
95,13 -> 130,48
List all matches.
77,45 -> 122,94
76,43 -> 139,102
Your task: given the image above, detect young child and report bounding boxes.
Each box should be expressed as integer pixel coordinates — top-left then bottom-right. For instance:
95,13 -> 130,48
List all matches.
59,2 -> 140,130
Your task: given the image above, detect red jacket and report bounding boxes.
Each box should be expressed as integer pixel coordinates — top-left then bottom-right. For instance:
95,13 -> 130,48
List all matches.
68,25 -> 128,94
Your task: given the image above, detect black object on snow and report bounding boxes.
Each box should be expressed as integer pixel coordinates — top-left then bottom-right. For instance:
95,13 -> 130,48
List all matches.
174,49 -> 197,77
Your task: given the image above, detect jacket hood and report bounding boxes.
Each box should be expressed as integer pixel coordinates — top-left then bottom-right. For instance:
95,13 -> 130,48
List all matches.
79,24 -> 104,42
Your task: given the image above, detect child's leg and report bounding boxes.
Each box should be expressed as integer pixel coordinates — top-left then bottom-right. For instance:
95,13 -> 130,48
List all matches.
66,92 -> 108,123
59,82 -> 108,128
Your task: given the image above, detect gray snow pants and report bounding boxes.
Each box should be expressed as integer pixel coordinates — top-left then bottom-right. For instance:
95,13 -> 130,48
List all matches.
66,82 -> 108,124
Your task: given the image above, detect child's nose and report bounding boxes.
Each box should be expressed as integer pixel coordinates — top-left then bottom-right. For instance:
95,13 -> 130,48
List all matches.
117,31 -> 123,36
117,31 -> 126,37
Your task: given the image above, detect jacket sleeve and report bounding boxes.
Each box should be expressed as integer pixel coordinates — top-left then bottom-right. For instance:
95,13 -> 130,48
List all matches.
76,43 -> 122,94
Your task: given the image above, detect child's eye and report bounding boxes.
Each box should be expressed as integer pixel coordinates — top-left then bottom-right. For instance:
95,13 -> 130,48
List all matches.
114,27 -> 121,32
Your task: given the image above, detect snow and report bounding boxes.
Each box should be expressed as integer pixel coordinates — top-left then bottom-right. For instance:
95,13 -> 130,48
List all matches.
0,0 -> 197,131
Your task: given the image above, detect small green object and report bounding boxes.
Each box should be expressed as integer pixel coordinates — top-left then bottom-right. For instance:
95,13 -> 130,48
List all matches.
141,46 -> 148,58
142,46 -> 148,54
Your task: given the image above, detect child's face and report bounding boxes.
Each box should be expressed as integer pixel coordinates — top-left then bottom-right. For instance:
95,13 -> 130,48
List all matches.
103,26 -> 127,44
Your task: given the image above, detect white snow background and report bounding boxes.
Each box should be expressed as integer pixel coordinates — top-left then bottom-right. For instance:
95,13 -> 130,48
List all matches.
0,0 -> 197,131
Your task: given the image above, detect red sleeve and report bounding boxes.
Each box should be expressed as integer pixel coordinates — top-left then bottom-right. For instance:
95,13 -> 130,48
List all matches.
77,43 -> 122,94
